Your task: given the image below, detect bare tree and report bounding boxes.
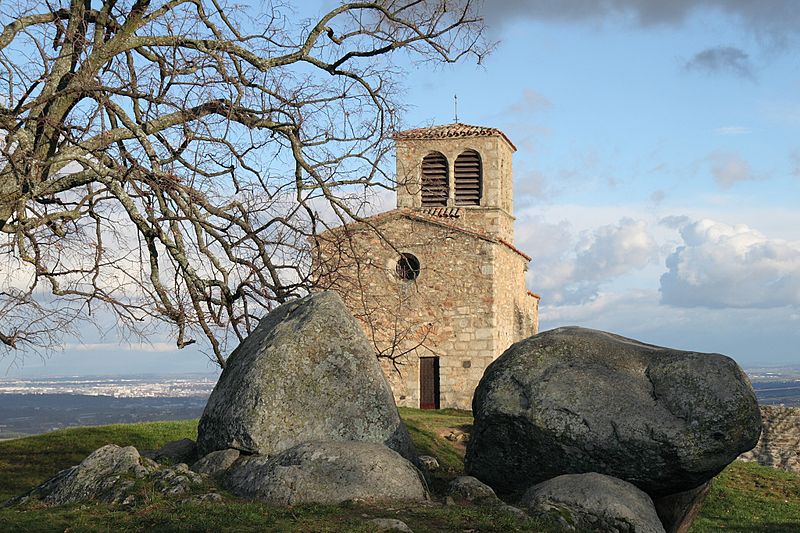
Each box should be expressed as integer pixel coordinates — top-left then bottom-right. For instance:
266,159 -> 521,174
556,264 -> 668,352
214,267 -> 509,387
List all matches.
314,224 -> 439,372
0,0 -> 489,366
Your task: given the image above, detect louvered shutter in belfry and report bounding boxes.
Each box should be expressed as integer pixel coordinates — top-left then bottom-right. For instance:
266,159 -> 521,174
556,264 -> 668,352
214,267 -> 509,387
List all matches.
454,150 -> 482,206
420,152 -> 449,206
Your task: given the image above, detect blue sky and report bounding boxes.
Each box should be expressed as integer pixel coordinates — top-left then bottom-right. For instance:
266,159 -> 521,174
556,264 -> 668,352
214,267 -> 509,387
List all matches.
6,1 -> 799,376
393,1 -> 800,369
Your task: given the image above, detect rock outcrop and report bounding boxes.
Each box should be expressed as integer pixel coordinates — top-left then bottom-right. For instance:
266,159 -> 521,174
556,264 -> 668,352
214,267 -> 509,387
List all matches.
521,473 -> 666,533
653,482 -> 712,533
3,444 -> 206,507
738,405 -> 800,474
143,438 -> 197,465
150,462 -> 205,495
446,476 -> 500,506
5,445 -> 155,506
197,291 -> 417,464
191,449 -> 241,477
466,326 -> 761,496
222,441 -> 428,505
368,518 -> 414,532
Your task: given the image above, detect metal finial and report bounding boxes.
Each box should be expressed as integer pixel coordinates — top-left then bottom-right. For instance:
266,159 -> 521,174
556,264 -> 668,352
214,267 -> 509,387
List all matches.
454,94 -> 459,123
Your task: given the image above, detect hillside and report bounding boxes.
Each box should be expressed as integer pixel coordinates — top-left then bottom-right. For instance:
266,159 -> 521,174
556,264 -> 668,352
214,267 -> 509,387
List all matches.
0,410 -> 798,532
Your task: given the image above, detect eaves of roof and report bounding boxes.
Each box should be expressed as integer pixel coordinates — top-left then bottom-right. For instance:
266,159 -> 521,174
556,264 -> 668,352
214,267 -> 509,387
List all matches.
318,208 -> 532,263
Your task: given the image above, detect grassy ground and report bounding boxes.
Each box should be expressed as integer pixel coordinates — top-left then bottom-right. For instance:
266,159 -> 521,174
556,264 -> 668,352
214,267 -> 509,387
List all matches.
0,420 -> 198,503
691,461 -> 800,532
0,410 -> 798,532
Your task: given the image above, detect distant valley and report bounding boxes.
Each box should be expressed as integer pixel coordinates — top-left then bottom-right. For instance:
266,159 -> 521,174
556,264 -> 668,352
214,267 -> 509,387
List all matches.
0,375 -> 214,438
0,393 -> 207,438
751,381 -> 800,407
0,369 -> 797,438
748,366 -> 800,407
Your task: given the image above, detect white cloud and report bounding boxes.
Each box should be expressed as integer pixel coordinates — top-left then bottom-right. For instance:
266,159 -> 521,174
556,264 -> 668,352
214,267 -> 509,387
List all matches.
521,216 -> 658,305
62,342 -> 181,353
660,218 -> 800,308
538,288 -> 800,367
483,1 -> 800,43
650,190 -> 666,204
684,46 -> 755,79
508,89 -> 552,114
707,151 -> 761,188
514,165 -> 550,201
574,218 -> 658,281
714,126 -> 751,136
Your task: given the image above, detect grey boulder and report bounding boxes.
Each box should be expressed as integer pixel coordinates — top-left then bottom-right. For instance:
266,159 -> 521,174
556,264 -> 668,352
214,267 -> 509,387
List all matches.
222,441 -> 428,505
150,462 -> 206,495
197,291 -> 417,463
191,448 -> 241,476
143,438 -> 197,465
368,518 -> 414,532
418,455 -> 440,472
5,444 -> 158,506
447,476 -> 500,506
653,482 -> 712,533
466,327 -> 761,496
521,473 -> 666,533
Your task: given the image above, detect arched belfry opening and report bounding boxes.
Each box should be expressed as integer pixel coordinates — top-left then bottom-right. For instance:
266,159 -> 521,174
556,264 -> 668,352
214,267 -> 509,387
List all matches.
454,149 -> 482,206
420,152 -> 449,207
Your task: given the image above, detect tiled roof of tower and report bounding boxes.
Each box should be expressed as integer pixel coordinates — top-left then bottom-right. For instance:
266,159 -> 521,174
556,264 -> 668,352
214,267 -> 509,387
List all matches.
393,123 -> 516,151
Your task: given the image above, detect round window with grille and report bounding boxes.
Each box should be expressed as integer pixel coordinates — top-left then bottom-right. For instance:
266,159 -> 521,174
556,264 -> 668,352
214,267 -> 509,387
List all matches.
396,253 -> 421,281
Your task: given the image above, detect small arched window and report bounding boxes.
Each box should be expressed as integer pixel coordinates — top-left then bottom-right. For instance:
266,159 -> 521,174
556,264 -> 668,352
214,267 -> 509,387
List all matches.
421,152 -> 449,207
454,149 -> 482,206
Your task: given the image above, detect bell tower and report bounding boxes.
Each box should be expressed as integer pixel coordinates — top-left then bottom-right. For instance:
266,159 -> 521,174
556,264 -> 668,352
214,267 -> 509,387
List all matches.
314,121 -> 539,410
393,123 -> 517,242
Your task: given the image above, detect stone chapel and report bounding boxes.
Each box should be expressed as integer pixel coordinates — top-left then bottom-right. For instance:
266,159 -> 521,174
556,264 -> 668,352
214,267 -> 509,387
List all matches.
314,123 -> 539,410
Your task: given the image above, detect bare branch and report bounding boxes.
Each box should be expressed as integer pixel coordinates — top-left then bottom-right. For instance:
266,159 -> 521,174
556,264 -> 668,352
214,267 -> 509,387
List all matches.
0,0 -> 489,366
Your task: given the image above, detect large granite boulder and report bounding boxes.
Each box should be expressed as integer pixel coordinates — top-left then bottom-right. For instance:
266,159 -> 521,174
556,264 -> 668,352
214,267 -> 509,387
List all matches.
197,291 -> 417,463
653,482 -> 712,533
191,449 -> 241,477
143,438 -> 197,464
521,473 -> 666,533
4,445 -> 158,506
446,476 -> 501,506
466,327 -> 761,496
222,441 -> 428,504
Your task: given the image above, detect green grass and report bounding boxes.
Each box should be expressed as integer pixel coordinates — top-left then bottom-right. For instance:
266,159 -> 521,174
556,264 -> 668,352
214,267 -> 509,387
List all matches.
399,408 -> 472,471
691,461 -> 800,532
0,500 -> 544,533
0,411 -> 550,532
0,411 -> 798,532
0,420 -> 197,503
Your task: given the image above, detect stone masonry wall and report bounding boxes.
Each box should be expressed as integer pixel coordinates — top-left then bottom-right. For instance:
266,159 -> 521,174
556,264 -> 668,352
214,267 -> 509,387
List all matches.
738,406 -> 800,474
395,136 -> 516,242
493,244 -> 539,353
315,213 -> 535,410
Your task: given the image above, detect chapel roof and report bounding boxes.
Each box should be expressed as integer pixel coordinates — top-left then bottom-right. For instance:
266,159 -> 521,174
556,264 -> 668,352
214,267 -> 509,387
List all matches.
393,123 -> 517,151
318,208 -> 531,262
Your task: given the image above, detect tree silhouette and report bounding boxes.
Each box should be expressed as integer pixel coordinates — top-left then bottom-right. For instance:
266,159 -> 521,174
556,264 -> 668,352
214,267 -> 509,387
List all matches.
0,0 -> 488,366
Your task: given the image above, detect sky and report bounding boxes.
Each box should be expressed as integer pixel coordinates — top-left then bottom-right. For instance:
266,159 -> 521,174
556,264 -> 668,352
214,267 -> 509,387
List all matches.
5,0 -> 800,376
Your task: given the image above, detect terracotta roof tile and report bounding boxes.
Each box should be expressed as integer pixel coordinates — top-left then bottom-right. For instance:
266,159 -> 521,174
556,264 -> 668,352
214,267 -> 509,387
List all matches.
317,208 -> 533,263
393,123 -> 516,151
499,239 -> 532,262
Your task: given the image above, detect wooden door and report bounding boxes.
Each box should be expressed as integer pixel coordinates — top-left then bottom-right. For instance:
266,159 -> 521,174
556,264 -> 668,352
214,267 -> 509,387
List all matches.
419,357 -> 440,409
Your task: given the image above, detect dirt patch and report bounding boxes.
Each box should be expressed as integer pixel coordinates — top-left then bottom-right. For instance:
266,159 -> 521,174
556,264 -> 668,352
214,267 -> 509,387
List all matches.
437,425 -> 472,453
